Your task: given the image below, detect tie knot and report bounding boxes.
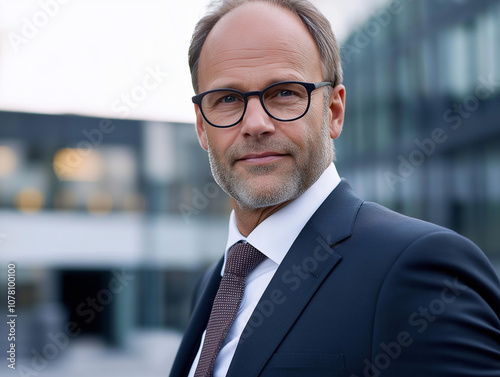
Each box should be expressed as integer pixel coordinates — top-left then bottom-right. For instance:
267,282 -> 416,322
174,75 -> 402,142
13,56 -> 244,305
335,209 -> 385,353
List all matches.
225,242 -> 265,277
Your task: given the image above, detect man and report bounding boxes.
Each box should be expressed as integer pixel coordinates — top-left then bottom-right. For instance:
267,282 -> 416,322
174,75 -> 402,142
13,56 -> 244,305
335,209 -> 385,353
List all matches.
170,0 -> 500,376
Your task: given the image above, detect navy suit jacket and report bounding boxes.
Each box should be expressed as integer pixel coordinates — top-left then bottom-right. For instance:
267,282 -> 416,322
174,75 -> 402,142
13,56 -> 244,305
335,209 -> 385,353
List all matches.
170,180 -> 500,377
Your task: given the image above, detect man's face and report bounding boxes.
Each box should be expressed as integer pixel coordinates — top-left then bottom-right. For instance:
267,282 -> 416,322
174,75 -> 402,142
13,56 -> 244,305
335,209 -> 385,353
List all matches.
195,2 -> 344,209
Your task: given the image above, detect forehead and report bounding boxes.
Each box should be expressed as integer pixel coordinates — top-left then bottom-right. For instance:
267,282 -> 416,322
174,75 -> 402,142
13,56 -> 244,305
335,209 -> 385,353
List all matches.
198,2 -> 322,91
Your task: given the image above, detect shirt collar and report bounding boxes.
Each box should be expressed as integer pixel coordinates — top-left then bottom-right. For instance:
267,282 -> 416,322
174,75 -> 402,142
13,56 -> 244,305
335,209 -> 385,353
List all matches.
222,163 -> 341,275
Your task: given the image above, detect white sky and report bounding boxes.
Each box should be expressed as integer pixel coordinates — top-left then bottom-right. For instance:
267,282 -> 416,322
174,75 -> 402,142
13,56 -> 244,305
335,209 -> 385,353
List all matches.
0,0 -> 388,124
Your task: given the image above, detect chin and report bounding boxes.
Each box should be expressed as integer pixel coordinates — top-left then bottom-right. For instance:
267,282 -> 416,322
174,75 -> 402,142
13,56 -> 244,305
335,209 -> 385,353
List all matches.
232,178 -> 301,209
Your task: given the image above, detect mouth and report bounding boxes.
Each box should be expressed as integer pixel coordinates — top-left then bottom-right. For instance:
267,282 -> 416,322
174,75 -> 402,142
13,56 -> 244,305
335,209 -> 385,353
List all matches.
237,152 -> 288,165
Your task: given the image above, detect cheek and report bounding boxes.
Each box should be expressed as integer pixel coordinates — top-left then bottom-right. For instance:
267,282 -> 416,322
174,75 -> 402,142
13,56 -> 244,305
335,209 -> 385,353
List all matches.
205,128 -> 239,154
308,100 -> 325,123
277,123 -> 302,147
285,111 -> 323,146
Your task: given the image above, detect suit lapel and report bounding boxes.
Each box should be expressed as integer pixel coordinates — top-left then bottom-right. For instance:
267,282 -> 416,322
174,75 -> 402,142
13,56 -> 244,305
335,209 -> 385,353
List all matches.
227,180 -> 363,377
169,258 -> 223,377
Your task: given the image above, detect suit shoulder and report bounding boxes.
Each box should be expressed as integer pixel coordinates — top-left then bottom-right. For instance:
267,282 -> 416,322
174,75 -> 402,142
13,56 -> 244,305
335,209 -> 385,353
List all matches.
355,201 -> 459,246
355,202 -> 500,301
346,201 -> 498,280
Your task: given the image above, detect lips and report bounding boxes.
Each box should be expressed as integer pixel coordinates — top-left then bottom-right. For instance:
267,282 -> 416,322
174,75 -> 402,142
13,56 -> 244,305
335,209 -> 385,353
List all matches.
237,152 -> 287,164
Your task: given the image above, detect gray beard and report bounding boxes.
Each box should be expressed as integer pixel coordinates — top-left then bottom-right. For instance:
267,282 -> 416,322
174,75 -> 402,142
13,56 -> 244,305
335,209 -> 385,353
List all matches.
208,145 -> 305,209
206,109 -> 332,209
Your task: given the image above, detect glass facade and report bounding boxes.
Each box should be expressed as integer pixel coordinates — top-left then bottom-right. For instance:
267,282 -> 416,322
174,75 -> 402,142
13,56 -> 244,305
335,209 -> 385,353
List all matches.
339,0 -> 500,263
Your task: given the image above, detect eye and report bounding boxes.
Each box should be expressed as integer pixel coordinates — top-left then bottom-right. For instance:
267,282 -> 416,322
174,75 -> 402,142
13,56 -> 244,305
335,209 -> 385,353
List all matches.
265,84 -> 301,100
221,95 -> 238,103
277,90 -> 294,97
211,92 -> 242,106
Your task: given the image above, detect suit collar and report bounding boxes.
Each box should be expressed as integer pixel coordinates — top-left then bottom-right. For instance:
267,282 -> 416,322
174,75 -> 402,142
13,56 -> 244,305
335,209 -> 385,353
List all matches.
308,179 -> 363,247
227,179 -> 363,377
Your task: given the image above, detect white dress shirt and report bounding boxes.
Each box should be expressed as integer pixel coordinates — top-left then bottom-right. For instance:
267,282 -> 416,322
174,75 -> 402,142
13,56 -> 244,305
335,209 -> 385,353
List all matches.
188,163 -> 341,377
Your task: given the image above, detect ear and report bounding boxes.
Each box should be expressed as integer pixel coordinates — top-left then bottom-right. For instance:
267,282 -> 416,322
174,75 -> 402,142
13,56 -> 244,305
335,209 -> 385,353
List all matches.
327,85 -> 346,140
195,104 -> 209,151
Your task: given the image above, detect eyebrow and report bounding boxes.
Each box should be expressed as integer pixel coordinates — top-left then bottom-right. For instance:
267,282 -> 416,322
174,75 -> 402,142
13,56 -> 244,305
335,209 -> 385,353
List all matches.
209,76 -> 308,92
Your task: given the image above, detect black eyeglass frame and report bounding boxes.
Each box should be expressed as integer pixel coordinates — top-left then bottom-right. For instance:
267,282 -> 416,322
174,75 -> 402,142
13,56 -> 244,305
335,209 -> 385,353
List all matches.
192,81 -> 334,128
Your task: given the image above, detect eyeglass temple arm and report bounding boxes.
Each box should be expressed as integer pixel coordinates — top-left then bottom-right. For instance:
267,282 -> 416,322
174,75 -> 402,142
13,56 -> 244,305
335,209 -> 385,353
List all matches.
315,81 -> 334,89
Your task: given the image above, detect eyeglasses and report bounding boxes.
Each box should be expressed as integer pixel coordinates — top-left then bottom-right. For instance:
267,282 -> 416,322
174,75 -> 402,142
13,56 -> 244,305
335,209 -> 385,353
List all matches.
192,81 -> 333,128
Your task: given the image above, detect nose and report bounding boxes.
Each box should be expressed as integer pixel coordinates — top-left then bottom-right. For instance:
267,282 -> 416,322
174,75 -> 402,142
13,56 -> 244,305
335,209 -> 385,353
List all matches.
239,96 -> 276,138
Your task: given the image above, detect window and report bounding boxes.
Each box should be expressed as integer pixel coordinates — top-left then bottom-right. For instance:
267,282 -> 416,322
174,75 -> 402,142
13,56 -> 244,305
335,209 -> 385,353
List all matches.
447,24 -> 476,98
475,11 -> 495,82
418,38 -> 433,97
495,2 -> 500,86
397,54 -> 413,143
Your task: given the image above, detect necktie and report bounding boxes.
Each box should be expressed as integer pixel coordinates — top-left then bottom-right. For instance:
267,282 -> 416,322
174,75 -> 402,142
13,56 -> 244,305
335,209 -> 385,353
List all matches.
194,242 -> 265,377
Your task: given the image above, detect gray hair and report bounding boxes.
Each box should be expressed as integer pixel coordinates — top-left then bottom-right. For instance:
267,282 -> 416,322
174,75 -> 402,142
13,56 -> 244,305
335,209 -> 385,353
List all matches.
188,0 -> 343,94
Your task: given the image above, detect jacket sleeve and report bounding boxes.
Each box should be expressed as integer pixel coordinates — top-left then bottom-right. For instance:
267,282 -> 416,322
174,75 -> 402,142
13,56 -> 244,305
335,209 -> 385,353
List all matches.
371,230 -> 500,376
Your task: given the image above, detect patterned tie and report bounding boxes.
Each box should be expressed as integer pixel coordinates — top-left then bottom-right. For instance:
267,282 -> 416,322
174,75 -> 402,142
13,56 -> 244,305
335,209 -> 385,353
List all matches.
194,242 -> 265,377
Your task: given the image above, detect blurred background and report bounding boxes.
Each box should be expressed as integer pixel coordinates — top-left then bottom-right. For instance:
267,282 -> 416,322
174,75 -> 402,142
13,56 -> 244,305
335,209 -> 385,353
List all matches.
0,0 -> 499,376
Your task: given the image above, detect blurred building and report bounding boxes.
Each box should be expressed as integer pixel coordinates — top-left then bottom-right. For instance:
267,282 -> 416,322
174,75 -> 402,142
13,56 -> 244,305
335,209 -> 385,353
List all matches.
0,110 -> 231,369
337,0 -> 500,269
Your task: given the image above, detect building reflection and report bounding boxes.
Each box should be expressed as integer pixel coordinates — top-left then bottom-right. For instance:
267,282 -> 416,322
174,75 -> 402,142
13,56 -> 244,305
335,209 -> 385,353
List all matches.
338,0 -> 500,265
